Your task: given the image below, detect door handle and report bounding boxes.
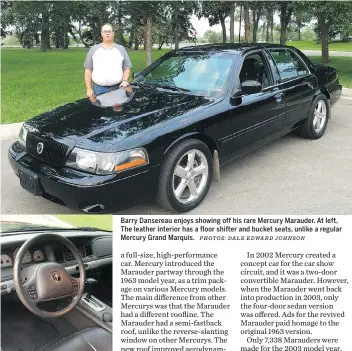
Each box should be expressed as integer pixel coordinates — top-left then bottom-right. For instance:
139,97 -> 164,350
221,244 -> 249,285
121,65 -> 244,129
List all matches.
274,92 -> 284,102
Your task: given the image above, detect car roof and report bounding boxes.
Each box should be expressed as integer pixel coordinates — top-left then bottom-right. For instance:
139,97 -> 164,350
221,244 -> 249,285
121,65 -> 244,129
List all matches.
177,43 -> 291,55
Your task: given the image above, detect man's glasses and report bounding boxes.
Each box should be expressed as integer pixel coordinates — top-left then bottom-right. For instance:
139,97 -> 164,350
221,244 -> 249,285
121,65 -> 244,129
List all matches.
102,30 -> 113,34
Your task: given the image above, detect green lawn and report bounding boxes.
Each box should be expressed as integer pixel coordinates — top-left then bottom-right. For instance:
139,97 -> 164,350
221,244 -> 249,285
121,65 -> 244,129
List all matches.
55,215 -> 112,231
1,47 -> 351,124
1,48 -> 168,124
288,40 -> 352,52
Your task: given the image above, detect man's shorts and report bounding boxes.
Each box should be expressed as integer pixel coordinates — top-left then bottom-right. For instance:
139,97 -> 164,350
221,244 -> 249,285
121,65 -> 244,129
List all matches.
93,83 -> 120,96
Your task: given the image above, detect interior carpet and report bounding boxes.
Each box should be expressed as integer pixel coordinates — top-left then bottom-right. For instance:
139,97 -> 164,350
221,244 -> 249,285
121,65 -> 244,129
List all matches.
1,300 -> 77,351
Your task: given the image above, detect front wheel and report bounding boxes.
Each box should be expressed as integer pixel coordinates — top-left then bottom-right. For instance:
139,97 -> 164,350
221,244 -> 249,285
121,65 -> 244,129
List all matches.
298,94 -> 330,139
156,139 -> 213,212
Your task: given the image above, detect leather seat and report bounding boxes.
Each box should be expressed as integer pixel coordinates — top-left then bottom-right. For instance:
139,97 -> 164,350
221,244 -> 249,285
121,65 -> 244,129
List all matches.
47,327 -> 112,351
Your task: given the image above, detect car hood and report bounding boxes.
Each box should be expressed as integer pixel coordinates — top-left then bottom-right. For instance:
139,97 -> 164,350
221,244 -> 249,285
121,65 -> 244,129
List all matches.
26,87 -> 213,152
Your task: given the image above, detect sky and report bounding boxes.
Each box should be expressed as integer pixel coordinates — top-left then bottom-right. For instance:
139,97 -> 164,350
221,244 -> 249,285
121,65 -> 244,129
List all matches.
191,16 -> 227,37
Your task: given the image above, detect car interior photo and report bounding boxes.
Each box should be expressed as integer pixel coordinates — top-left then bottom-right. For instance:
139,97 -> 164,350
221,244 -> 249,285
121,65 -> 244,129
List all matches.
0,221 -> 113,351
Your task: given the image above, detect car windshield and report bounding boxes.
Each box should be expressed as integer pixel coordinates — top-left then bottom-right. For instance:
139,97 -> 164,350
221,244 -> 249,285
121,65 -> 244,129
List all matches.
0,222 -> 62,235
0,221 -> 110,235
135,52 -> 235,98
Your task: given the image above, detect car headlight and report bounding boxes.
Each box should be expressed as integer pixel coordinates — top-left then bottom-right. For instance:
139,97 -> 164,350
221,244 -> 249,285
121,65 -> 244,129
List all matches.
18,124 -> 28,146
65,148 -> 149,175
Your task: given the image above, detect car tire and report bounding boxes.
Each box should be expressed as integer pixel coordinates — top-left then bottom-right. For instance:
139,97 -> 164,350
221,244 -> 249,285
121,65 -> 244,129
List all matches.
156,139 -> 213,213
298,94 -> 330,139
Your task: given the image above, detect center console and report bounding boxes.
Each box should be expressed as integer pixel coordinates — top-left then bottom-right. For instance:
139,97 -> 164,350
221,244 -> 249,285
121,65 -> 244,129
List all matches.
76,278 -> 112,332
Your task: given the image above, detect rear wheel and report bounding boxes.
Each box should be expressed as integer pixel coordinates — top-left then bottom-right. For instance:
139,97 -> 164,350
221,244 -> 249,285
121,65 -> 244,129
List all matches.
156,139 -> 213,212
299,94 -> 330,139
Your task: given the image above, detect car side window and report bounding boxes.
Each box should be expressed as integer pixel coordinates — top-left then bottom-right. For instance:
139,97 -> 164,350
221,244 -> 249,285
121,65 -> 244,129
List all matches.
239,52 -> 272,88
269,49 -> 298,81
287,50 -> 309,76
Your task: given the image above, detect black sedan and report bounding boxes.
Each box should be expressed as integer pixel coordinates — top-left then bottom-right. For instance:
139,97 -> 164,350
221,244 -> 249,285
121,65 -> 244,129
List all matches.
9,43 -> 342,213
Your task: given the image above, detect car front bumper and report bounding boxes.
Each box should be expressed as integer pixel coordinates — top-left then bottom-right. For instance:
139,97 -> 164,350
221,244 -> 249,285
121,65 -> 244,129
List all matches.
8,142 -> 160,213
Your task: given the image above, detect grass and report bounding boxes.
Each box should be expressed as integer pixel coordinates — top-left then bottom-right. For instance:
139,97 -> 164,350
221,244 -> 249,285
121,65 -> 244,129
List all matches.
1,47 -> 168,124
55,215 -> 112,231
1,47 -> 351,124
288,40 -> 352,52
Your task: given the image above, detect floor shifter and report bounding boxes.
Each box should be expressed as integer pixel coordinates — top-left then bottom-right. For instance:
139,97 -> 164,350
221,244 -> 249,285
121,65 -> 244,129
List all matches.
85,278 -> 97,299
82,278 -> 106,312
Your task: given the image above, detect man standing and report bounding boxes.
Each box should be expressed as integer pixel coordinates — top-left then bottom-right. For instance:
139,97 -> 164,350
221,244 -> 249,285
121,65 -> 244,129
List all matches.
84,23 -> 132,102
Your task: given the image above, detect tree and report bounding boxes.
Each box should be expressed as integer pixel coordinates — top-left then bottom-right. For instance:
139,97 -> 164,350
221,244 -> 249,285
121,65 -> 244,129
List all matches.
2,1 -> 42,48
278,1 -> 294,44
261,22 -> 266,42
310,2 -> 352,63
229,2 -> 235,43
109,1 -> 131,45
123,2 -> 146,50
293,2 -> 312,41
243,2 -> 250,42
204,29 -> 222,44
71,1 -> 111,47
145,16 -> 152,66
238,4 -> 242,42
301,27 -> 316,41
1,1 -> 11,39
51,1 -> 74,49
123,2 -> 163,64
168,1 -> 195,49
261,2 -> 275,43
40,3 -> 50,52
197,1 -> 232,43
137,2 -> 162,66
339,22 -> 352,42
152,6 -> 175,50
250,2 -> 263,43
269,7 -> 274,42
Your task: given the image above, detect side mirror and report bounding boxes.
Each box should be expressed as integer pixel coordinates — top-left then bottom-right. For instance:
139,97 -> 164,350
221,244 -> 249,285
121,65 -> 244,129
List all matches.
241,80 -> 262,95
230,89 -> 243,106
133,72 -> 141,79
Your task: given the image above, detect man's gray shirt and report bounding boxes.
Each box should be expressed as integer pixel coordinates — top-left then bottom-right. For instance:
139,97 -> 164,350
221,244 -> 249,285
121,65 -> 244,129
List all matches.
84,43 -> 132,86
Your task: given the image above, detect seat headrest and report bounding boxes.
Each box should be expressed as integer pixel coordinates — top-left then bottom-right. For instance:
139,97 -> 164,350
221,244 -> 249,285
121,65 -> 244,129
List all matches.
242,58 -> 261,74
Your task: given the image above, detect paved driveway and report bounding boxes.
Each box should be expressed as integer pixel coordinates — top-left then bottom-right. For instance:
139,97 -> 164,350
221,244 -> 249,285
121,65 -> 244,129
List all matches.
1,96 -> 352,215
302,50 -> 352,57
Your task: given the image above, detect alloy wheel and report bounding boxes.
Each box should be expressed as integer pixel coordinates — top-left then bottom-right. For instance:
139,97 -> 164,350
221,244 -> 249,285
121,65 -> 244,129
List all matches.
172,149 -> 209,204
313,100 -> 327,134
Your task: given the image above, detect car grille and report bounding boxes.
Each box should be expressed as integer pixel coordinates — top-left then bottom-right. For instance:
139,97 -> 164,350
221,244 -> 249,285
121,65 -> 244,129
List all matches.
26,132 -> 69,167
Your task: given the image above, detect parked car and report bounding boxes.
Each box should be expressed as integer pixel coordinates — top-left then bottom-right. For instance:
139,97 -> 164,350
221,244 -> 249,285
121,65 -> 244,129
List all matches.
1,221 -> 112,350
8,44 -> 342,213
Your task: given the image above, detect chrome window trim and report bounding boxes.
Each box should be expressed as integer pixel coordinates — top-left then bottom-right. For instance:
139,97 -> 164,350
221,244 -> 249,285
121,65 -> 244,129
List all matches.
262,75 -> 312,92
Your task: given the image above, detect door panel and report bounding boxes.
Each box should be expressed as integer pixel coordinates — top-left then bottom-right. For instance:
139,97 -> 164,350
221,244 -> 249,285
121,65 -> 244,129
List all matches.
226,87 -> 286,159
280,75 -> 317,128
224,50 -> 287,159
267,48 -> 317,129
